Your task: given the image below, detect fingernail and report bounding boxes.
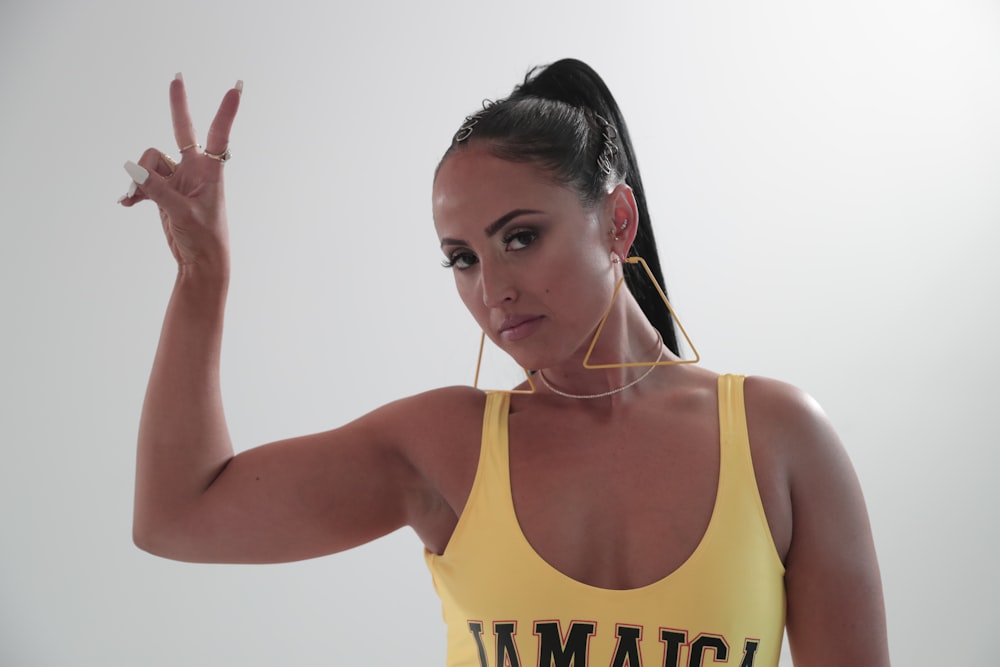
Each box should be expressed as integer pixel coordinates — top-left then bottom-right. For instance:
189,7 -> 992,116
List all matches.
127,181 -> 138,197
117,194 -> 127,204
124,161 -> 149,184
235,79 -> 243,94
175,72 -> 183,81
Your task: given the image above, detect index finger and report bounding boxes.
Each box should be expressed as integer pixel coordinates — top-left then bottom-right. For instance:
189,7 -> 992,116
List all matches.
170,73 -> 198,150
204,81 -> 243,156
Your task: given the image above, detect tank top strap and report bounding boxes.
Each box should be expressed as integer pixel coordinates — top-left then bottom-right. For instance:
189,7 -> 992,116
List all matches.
480,390 -> 512,479
470,390 -> 517,526
715,374 -> 784,571
717,373 -> 749,454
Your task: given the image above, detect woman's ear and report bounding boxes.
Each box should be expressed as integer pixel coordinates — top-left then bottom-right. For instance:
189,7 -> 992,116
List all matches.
606,183 -> 640,257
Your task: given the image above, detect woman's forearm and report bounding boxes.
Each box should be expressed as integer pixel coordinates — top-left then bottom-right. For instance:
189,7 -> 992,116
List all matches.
133,263 -> 233,553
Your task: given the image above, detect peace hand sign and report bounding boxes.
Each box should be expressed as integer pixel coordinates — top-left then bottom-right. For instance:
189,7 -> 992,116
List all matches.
120,74 -> 242,270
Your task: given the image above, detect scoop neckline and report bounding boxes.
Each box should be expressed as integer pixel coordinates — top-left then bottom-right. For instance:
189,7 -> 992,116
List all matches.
500,390 -> 724,594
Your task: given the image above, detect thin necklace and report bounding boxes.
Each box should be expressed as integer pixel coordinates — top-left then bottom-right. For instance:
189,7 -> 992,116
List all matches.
537,333 -> 664,400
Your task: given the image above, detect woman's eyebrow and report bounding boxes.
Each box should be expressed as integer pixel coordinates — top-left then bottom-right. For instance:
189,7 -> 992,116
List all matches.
440,209 -> 543,248
483,209 -> 543,238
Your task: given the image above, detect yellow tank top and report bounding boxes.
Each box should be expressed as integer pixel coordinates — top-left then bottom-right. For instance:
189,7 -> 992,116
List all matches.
425,374 -> 785,667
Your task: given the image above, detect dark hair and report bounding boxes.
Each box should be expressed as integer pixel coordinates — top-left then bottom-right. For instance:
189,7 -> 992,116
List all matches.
440,58 -> 680,356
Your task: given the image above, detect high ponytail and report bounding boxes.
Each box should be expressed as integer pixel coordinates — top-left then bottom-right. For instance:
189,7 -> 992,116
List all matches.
441,59 -> 680,356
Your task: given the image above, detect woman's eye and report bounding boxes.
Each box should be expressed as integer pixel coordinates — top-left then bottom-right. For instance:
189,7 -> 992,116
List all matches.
442,251 -> 478,270
504,230 -> 537,251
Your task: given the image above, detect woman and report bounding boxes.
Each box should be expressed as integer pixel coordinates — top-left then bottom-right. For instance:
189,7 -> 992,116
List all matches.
120,60 -> 889,666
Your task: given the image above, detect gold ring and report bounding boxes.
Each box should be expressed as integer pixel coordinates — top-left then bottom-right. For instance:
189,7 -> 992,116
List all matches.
204,147 -> 232,163
178,143 -> 201,153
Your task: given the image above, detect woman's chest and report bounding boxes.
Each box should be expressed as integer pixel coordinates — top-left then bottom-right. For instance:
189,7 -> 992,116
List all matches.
503,408 -> 721,589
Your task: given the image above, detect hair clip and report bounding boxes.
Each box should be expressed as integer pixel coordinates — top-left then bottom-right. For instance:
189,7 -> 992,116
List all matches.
454,116 -> 479,142
454,98 -> 500,143
594,113 -> 620,176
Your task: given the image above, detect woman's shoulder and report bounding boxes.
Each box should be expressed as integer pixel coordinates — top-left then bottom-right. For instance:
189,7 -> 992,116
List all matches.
352,386 -> 490,502
360,385 -> 489,435
742,375 -> 836,444
393,384 -> 490,408
741,375 -> 855,503
683,368 -> 824,413
350,386 -> 494,468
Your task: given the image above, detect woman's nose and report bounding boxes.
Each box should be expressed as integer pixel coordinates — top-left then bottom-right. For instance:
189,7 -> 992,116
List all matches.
479,261 -> 517,307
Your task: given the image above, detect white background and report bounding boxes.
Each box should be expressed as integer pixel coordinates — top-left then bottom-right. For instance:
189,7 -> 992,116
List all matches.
1,0 -> 998,664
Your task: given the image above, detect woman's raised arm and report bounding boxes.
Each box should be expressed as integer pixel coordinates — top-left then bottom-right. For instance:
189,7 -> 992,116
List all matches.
121,77 -> 450,564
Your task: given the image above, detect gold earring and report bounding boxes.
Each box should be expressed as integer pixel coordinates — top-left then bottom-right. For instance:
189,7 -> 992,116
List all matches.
473,331 -> 537,394
583,256 -> 700,369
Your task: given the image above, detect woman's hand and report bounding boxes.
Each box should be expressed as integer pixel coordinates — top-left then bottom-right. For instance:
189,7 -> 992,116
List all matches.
119,74 -> 242,271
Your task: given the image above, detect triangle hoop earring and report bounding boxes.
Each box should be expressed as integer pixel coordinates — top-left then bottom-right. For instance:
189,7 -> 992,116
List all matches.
583,256 -> 701,369
473,331 -> 537,394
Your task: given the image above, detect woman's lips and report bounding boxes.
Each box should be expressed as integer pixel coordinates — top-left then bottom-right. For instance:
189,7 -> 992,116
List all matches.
499,315 -> 544,342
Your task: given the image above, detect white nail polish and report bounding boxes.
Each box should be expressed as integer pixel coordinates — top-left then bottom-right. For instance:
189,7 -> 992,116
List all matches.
175,72 -> 183,81
124,161 -> 149,184
235,79 -> 243,94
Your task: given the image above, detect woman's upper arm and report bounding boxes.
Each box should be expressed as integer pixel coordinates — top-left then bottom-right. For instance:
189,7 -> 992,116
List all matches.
139,388 -> 474,564
747,377 -> 890,667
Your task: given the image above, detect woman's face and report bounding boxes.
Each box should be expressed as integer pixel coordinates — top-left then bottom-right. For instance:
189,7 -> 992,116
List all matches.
433,147 -> 619,371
